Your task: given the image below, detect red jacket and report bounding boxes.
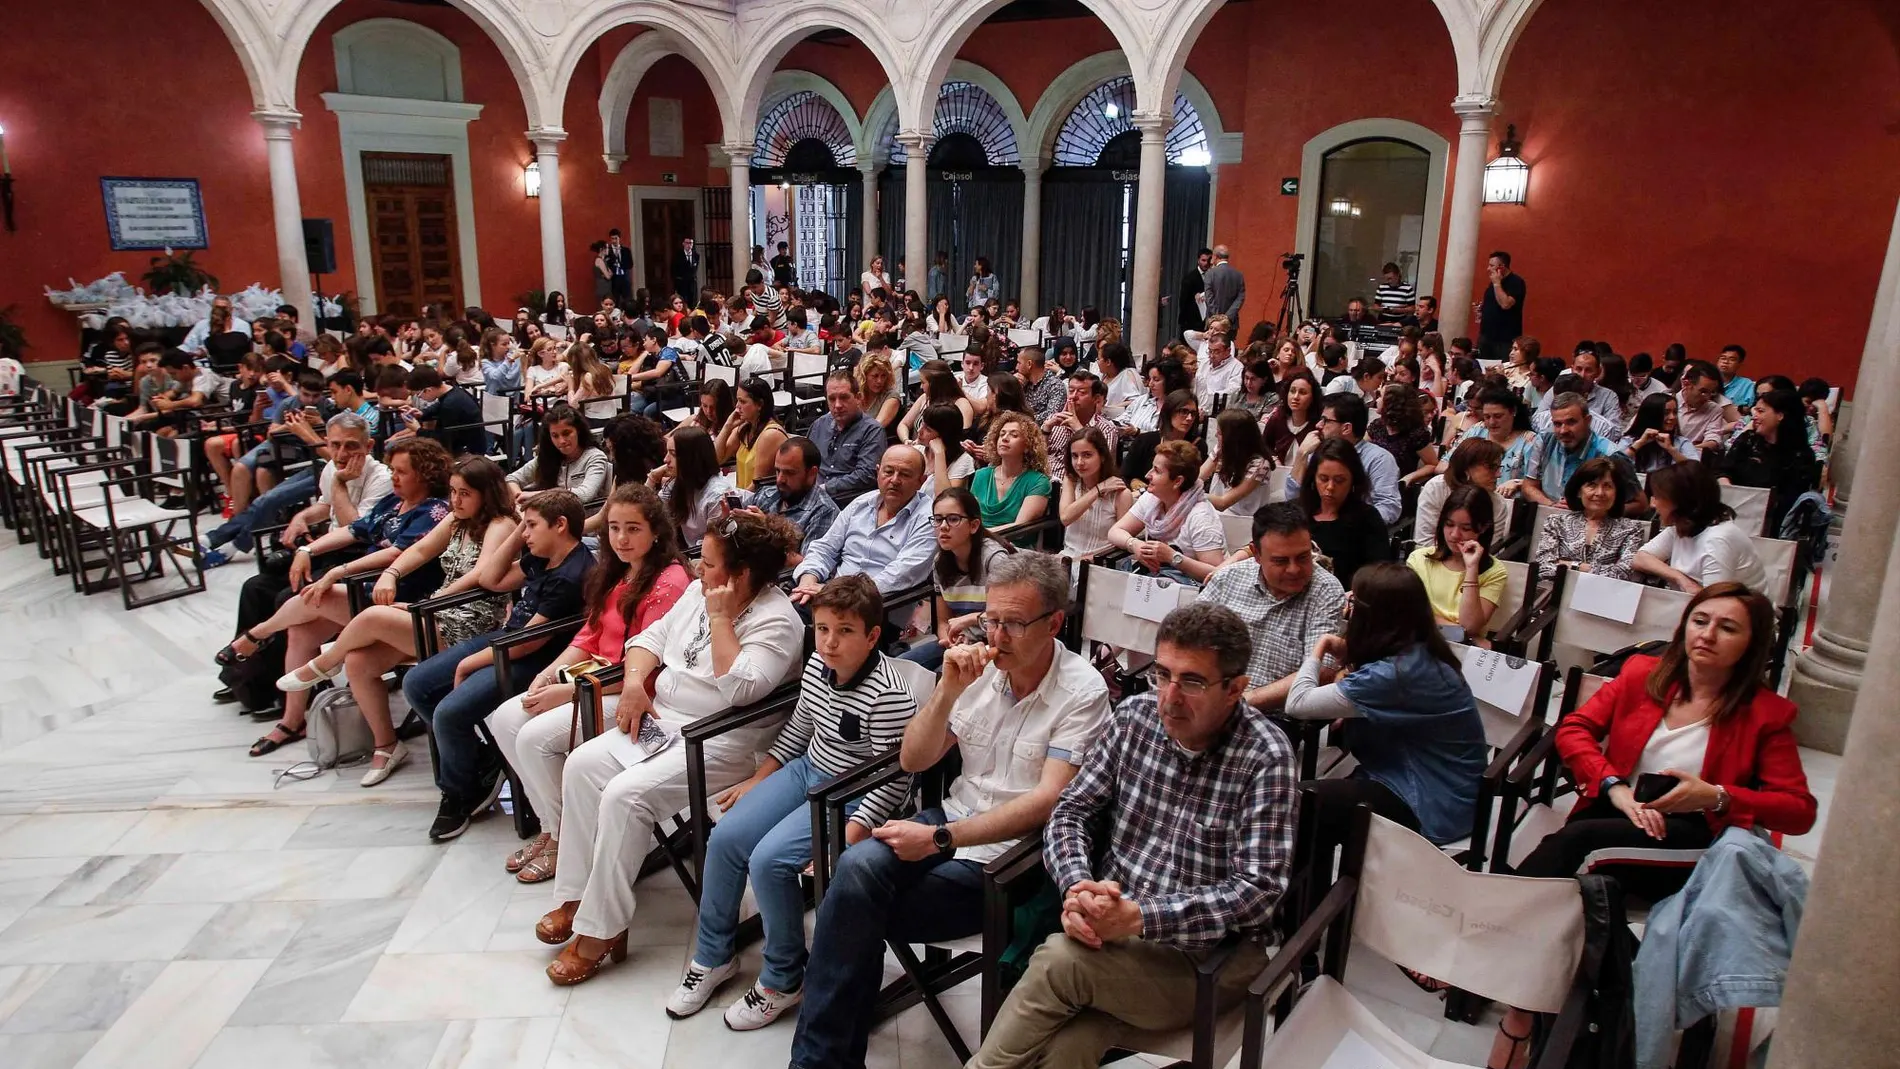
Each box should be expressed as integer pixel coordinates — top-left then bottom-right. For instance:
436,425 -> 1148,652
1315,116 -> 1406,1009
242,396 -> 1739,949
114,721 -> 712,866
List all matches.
1554,655 -> 1816,835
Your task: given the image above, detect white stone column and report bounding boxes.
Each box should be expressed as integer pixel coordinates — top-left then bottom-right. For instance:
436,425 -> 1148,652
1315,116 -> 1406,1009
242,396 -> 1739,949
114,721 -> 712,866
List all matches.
897,131 -> 932,297
1019,155 -> 1045,318
1127,112 -> 1169,362
528,128 -> 568,297
1770,523 -> 1900,1066
252,109 -> 312,323
723,142 -> 754,290
1437,96 -> 1496,344
860,163 -> 880,272
1786,192 -> 1900,753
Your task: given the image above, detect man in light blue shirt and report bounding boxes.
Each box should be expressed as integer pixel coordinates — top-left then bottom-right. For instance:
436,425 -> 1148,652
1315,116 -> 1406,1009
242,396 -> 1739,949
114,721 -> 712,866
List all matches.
791,445 -> 936,603
1717,344 -> 1756,408
1285,393 -> 1402,525
1517,392 -> 1632,507
1531,372 -> 1622,439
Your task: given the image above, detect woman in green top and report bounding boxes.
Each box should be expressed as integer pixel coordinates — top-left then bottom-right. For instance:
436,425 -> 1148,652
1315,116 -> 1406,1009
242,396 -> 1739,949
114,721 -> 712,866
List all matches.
970,410 -> 1052,530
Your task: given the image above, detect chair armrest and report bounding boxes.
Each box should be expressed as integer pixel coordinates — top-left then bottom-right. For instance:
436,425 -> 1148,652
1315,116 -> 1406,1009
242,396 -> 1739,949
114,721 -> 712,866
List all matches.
414,585 -> 510,619
983,830 -> 1048,885
487,613 -> 581,653
679,680 -> 802,743
808,747 -> 904,805
1505,727 -> 1563,791
1245,876 -> 1358,1001
573,663 -> 626,744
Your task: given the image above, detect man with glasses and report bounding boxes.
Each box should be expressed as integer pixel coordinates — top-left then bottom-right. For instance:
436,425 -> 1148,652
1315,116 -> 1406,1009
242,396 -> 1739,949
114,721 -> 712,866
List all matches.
1196,503 -> 1345,711
970,602 -> 1297,1069
790,552 -> 1112,1068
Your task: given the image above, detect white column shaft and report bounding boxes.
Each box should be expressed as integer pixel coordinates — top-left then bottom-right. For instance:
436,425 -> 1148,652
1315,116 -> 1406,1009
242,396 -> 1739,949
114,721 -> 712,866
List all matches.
254,112 -> 312,322
1127,119 -> 1169,361
900,134 -> 931,297
726,144 -> 752,290
1020,166 -> 1043,318
530,133 -> 568,298
861,167 -> 880,270
1438,100 -> 1495,344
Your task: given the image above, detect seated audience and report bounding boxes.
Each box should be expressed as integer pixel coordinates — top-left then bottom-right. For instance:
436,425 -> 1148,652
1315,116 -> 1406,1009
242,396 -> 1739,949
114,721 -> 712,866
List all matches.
1119,389 -> 1200,491
1635,461 -> 1767,592
969,603 -> 1297,1069
1716,344 -> 1757,407
789,552 -> 1111,1063
669,576 -> 922,1029
1285,562 -> 1487,846
743,436 -> 841,556
1286,393 -> 1402,525
1493,583 -> 1815,1067
858,353 -> 904,436
1298,438 -> 1394,588
901,487 -> 1014,670
714,377 -> 787,492
1095,341 -> 1141,417
1714,389 -> 1821,534
1515,392 -> 1628,507
274,456 -> 516,784
392,366 -> 484,456
914,403 -> 976,491
405,491 -> 595,841
1621,392 -> 1700,473
650,424 -> 732,549
1535,457 -> 1650,583
540,511 -> 804,984
1016,345 -> 1065,424
792,446 -> 934,602
972,412 -> 1054,528
1042,371 -> 1118,483
1109,440 -> 1226,584
1674,361 -> 1742,451
1196,503 -> 1346,711
487,484 -> 691,884
1457,385 -> 1537,481
231,438 -> 453,755
1261,370 -> 1321,461
811,369 -> 888,502
1059,428 -> 1132,559
1202,408 -> 1278,516
1406,486 -> 1507,638
1118,358 -> 1187,435
1414,437 -> 1508,549
509,405 -> 612,503
1369,382 -> 1440,481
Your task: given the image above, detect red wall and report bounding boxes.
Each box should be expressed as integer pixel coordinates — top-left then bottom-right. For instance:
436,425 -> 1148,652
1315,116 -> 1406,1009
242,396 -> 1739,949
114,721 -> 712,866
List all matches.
0,0 -> 722,363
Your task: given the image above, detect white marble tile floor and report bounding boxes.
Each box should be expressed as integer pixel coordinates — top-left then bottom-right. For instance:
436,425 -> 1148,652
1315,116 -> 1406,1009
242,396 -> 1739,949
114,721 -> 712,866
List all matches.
0,526 -> 1844,1068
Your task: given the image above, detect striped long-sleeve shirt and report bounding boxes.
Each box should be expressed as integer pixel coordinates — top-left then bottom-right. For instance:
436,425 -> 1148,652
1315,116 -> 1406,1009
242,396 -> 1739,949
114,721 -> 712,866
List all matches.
767,652 -> 920,829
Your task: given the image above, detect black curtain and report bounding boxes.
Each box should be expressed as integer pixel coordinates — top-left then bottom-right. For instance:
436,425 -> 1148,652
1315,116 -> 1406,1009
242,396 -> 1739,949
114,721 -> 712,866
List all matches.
928,177 -> 959,302
842,179 -> 864,306
1157,168 -> 1212,346
1041,174 -> 1127,324
878,171 -> 905,288
948,178 -> 1024,311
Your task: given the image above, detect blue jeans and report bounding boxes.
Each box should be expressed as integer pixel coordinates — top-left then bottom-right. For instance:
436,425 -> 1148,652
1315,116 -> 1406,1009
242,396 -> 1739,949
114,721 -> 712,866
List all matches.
1114,556 -> 1199,588
205,469 -> 316,552
693,754 -> 848,990
899,638 -> 945,672
401,629 -> 555,808
789,808 -> 988,1069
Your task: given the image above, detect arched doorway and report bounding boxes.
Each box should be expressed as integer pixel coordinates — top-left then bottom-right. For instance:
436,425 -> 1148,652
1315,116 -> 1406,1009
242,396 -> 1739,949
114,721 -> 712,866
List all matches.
1043,75 -> 1210,328
877,80 -> 1024,305
751,89 -> 863,302
1310,137 -> 1434,318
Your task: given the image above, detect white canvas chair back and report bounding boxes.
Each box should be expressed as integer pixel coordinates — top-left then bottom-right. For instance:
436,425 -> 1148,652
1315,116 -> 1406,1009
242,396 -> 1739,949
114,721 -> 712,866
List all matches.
678,357 -> 699,381
1721,483 -> 1770,536
1551,571 -> 1688,661
1078,562 -> 1195,656
1526,504 -> 1563,562
705,363 -> 738,388
90,406 -> 107,438
1450,643 -> 1543,749
481,389 -> 512,425
936,332 -> 969,356
791,349 -> 827,382
1221,511 -> 1252,554
1487,561 -> 1530,641
1355,815 -> 1584,1012
1750,535 -> 1797,607
1007,327 -> 1042,349
1494,493 -> 1516,537
890,659 -> 937,709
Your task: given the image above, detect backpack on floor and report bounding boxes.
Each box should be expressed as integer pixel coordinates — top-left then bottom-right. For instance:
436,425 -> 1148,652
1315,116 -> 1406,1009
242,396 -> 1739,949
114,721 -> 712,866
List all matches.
304,685 -> 377,771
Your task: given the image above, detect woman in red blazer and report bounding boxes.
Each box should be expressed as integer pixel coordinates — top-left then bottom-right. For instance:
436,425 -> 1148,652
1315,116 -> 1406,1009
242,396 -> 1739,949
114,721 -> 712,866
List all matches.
1490,582 -> 1814,1068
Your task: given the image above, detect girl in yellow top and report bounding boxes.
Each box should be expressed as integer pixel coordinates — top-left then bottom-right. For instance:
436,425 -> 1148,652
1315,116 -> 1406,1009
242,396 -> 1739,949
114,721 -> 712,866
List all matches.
1406,484 -> 1507,642
715,378 -> 786,492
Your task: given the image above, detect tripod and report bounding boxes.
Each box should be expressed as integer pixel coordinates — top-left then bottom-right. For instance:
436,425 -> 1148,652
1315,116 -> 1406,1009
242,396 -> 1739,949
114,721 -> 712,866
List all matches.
1274,266 -> 1306,337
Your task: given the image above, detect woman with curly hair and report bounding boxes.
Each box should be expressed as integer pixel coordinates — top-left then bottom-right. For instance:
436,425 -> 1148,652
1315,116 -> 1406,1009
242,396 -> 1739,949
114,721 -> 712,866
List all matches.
970,410 -> 1051,529
857,352 -> 903,436
1369,382 -> 1440,481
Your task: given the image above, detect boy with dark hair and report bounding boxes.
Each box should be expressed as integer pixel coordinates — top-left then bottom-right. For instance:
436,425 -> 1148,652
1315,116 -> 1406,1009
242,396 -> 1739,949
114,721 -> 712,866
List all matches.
405,489 -> 595,841
394,366 -> 485,456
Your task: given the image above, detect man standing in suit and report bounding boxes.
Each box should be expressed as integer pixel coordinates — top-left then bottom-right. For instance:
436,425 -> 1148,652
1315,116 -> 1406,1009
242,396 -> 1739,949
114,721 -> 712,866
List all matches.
1201,245 -> 1246,326
1175,247 -> 1211,337
604,229 -> 633,308
672,236 -> 701,305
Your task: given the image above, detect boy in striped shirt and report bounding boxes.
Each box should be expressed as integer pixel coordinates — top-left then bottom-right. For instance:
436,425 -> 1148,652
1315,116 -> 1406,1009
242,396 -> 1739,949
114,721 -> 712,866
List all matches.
668,574 -> 923,1030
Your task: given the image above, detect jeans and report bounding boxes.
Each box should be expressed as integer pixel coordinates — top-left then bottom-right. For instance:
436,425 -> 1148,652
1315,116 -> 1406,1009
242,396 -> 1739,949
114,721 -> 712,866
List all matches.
898,638 -> 945,672
1113,556 -> 1199,588
401,629 -> 555,809
205,468 -> 316,552
693,755 -> 844,991
789,808 -> 988,1069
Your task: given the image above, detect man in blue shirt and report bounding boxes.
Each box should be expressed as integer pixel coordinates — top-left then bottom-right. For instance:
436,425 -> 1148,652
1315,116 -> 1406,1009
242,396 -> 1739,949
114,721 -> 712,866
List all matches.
1717,344 -> 1757,408
1517,392 -> 1635,508
809,370 -> 887,503
744,436 -> 841,557
791,445 -> 934,603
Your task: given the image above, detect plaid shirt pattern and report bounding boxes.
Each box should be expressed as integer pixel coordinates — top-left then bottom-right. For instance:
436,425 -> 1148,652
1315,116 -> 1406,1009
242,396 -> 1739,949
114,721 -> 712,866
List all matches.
1047,412 -> 1120,482
1196,562 -> 1345,688
1022,372 -> 1067,424
1045,694 -> 1300,948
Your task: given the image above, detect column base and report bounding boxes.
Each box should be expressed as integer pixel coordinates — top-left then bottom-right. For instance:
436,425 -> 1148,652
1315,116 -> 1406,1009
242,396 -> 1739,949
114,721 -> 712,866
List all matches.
1786,630 -> 1867,754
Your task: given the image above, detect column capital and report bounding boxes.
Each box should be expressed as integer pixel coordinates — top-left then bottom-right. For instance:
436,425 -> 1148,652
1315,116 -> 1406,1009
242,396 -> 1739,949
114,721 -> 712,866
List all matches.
894,129 -> 933,152
1020,153 -> 1048,178
717,140 -> 755,166
1451,95 -> 1499,121
1130,111 -> 1170,140
251,108 -> 302,137
601,153 -> 627,174
527,127 -> 568,152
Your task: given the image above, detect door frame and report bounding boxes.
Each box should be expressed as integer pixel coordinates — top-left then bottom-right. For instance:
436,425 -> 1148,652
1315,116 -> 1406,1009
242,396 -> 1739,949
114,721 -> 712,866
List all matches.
628,186 -> 706,297
1294,118 -> 1449,313
322,92 -> 484,316
362,157 -> 463,317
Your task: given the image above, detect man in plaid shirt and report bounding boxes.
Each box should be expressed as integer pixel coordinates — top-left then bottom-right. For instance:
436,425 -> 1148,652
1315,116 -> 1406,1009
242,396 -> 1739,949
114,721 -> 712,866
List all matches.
970,603 -> 1299,1069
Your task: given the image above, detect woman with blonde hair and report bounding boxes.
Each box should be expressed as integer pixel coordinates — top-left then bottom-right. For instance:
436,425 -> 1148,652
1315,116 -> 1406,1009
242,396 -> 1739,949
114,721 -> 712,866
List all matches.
970,410 -> 1051,528
856,351 -> 903,435
565,339 -> 618,421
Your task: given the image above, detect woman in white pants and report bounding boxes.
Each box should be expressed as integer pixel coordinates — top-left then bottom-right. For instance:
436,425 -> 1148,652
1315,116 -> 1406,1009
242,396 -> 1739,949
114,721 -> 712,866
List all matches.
486,484 -> 691,883
538,510 -> 804,985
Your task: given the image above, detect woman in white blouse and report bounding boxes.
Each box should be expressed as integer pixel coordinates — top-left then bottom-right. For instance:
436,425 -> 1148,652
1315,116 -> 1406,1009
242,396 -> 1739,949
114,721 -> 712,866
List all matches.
1060,427 -> 1132,559
1634,460 -> 1766,593
1096,342 -> 1141,418
649,424 -> 733,548
860,255 -> 892,299
539,510 -> 805,985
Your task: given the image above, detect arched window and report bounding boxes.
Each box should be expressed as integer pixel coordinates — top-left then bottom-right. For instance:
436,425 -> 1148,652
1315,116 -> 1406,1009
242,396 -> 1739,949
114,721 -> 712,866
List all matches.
1311,138 -> 1432,317
1051,76 -> 1209,168
888,81 -> 1020,166
753,91 -> 858,168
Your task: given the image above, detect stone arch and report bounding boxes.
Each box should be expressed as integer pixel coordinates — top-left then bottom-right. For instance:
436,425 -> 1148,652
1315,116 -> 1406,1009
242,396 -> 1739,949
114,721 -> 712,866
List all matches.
1025,52 -> 1237,167
331,18 -> 464,101
551,4 -> 738,141
860,59 -> 1028,167
1292,118 -> 1452,308
595,29 -> 730,172
906,0 -> 1147,131
729,5 -> 908,143
192,0 -> 276,108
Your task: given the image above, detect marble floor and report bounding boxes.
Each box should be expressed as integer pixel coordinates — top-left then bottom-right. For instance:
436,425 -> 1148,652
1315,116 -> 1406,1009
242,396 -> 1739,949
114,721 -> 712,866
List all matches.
0,533 -> 1840,1069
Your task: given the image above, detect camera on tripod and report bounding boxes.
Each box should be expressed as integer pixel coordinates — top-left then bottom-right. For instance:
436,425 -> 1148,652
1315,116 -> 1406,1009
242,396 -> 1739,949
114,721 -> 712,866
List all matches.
1281,252 -> 1305,273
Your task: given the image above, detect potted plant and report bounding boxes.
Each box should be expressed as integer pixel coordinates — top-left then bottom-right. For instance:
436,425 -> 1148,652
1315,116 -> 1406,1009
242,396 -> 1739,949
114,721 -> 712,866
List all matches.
516,287 -> 547,322
142,249 -> 219,296
0,305 -> 27,359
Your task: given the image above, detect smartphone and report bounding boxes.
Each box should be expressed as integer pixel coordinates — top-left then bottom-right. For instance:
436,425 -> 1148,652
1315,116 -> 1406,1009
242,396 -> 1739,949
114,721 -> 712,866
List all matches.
1633,773 -> 1680,804
724,491 -> 744,511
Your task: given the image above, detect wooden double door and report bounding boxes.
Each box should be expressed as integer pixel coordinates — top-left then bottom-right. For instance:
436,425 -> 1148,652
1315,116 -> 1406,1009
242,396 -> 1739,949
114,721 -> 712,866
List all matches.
364,152 -> 461,317
641,199 -> 697,300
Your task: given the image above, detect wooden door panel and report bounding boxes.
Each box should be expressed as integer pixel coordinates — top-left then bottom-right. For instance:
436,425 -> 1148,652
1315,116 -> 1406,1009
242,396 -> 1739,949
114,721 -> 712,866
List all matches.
363,152 -> 461,317
641,202 -> 671,297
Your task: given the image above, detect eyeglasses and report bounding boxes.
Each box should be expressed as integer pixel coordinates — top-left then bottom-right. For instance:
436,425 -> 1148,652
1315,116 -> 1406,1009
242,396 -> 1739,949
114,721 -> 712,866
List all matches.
978,608 -> 1056,638
931,515 -> 972,527
1151,666 -> 1235,697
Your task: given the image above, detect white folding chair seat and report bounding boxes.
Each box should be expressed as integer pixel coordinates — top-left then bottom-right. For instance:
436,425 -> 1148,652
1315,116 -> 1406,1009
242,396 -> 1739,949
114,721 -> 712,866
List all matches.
71,496 -> 191,529
1721,484 -> 1771,536
1220,511 -> 1252,555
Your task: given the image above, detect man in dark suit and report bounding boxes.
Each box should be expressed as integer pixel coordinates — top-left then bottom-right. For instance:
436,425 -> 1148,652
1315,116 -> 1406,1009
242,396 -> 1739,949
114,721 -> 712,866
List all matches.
1200,244 -> 1245,326
604,229 -> 633,308
672,237 -> 701,304
1175,246 -> 1212,337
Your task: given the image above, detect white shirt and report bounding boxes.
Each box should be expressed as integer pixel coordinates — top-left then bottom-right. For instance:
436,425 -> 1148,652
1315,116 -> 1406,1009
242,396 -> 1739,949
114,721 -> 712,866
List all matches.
861,271 -> 892,296
1641,520 -> 1765,591
628,580 -> 804,724
316,457 -> 393,519
958,372 -> 991,402
662,472 -> 735,547
1636,716 -> 1710,779
943,643 -> 1113,862
1194,354 -> 1244,411
1103,368 -> 1142,416
1128,491 -> 1226,555
1323,375 -> 1366,399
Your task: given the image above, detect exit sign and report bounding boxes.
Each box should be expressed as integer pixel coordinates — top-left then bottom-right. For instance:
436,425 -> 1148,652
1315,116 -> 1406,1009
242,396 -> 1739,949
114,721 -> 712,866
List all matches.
1280,177 -> 1299,195
661,172 -> 678,184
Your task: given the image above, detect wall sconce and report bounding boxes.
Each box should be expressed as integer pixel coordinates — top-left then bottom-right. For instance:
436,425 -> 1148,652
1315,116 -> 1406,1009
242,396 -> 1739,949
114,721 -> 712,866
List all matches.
523,159 -> 541,199
1349,205 -> 1362,217
1329,196 -> 1352,217
1483,124 -> 1530,205
0,123 -> 14,232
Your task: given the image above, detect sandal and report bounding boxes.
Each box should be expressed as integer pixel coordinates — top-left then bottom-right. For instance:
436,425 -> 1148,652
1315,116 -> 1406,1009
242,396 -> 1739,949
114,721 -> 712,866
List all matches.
506,832 -> 552,873
546,931 -> 627,986
536,900 -> 579,945
1490,1022 -> 1532,1069
216,630 -> 263,667
248,721 -> 306,757
1399,965 -> 1450,994
516,841 -> 558,884
277,659 -> 342,693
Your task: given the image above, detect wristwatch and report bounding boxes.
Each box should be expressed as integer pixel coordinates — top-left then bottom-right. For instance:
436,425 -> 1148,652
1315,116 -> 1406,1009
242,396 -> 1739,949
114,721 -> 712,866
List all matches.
1711,785 -> 1732,815
932,824 -> 955,856
1169,550 -> 1185,568
1600,775 -> 1626,794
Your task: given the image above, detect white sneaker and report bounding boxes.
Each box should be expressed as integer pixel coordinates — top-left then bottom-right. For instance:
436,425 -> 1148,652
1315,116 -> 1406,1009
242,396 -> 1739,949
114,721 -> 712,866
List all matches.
665,959 -> 738,1019
723,980 -> 801,1031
